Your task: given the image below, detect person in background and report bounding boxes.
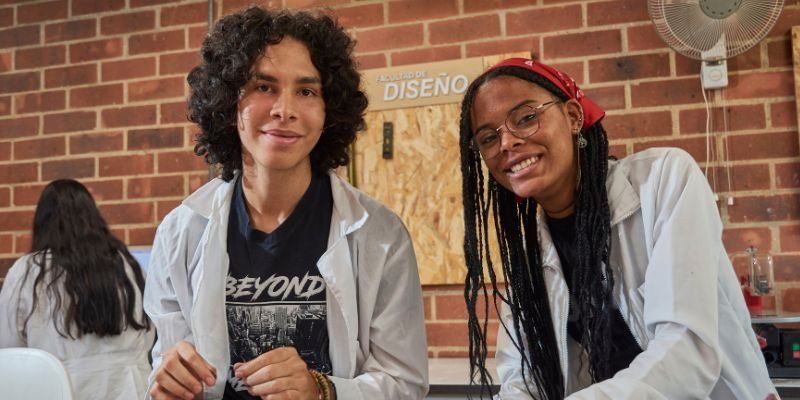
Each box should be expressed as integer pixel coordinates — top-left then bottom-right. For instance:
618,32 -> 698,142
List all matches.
0,179 -> 154,400
458,58 -> 776,399
143,6 -> 428,400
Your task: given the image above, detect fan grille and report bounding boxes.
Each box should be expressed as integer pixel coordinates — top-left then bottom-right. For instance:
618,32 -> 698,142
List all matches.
648,0 -> 784,61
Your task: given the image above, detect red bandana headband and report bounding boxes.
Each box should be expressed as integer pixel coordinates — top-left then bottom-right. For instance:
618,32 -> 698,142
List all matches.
486,58 -> 604,130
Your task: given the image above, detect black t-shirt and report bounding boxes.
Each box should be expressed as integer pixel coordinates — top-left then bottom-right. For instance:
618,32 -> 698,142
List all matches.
546,213 -> 643,378
224,173 -> 333,399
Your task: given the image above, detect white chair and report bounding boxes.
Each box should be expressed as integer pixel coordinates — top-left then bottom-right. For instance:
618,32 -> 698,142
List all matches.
0,347 -> 73,400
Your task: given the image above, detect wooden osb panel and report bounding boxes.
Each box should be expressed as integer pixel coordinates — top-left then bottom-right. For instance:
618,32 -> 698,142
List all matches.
356,104 -> 464,284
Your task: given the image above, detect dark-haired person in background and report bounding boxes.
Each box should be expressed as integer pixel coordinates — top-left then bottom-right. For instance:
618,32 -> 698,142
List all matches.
0,179 -> 154,400
459,58 -> 776,399
143,6 -> 428,400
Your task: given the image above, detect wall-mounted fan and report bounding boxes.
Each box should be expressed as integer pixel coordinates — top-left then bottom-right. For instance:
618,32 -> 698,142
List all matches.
648,0 -> 785,89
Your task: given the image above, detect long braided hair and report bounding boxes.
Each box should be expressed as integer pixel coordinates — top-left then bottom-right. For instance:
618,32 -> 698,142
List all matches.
460,66 -> 614,399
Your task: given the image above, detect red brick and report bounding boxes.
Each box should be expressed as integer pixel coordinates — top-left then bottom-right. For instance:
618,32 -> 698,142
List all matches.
728,194 -> 800,223
15,234 -> 32,254
435,294 -> 499,321
354,53 -> 386,70
70,131 -> 124,154
0,71 -> 40,94
771,101 -> 797,129
584,85 -> 625,111
45,64 -> 97,88
157,150 -> 207,173
100,202 -> 154,225
0,187 -> 8,208
42,158 -> 95,180
727,131 -> 799,162
160,100 -> 189,124
425,322 -> 468,347
13,183 -> 45,206
674,55 -> 701,77
100,10 -> 155,36
160,2 -> 206,26
543,30 -> 622,59
0,95 -> 8,115
633,136 -> 708,162
0,116 -> 39,139
70,38 -> 123,63
102,57 -> 156,82
45,19 -> 96,43
99,154 -> 154,177
776,162 -> 800,190
724,46 -> 761,73
285,0 -> 347,7
767,38 -> 793,68
356,24 -> 423,53
602,111 -> 672,140
587,0 -> 647,26
430,15 -> 500,45
775,255 -> 800,282
0,162 -> 37,184
84,179 -> 123,202
464,0 -> 531,13
18,0 -> 67,24
465,37 -> 539,58
709,164 -> 771,192
129,227 -> 156,246
101,105 -> 157,128
781,225 -> 800,252
0,233 -> 10,252
0,140 -> 8,161
156,199 -> 181,220
15,90 -> 66,114
679,104 -> 766,135
0,211 -> 34,231
72,0 -> 124,16
727,71 -> 794,100
391,46 -> 461,67
0,25 -> 40,49
130,30 -> 185,55
129,77 -> 185,102
0,51 -> 9,73
631,77 -> 704,107
128,175 -> 184,198
188,172 -> 207,192
70,83 -> 124,108
0,7 -> 10,28
128,127 -> 184,150
43,111 -> 96,134
160,51 -> 200,75
132,0 -> 187,7
187,26 -> 206,49
588,53 -> 670,83
627,24 -> 665,52
334,3 -> 384,29
507,5 -> 582,36
388,0 -> 457,24
14,136 -> 65,160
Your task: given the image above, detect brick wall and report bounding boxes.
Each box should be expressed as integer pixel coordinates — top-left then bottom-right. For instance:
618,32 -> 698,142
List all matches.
0,0 -> 798,358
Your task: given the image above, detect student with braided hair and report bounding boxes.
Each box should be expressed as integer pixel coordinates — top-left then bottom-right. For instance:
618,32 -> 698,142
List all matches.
459,58 -> 776,399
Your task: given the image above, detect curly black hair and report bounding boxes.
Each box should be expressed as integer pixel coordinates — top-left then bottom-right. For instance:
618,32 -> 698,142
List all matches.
188,7 -> 368,181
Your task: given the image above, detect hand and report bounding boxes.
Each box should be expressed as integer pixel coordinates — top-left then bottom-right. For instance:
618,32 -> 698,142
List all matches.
234,346 -> 319,400
150,340 -> 217,400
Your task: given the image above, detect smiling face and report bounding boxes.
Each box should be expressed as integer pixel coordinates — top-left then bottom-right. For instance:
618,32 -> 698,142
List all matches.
236,36 -> 326,176
470,75 -> 582,209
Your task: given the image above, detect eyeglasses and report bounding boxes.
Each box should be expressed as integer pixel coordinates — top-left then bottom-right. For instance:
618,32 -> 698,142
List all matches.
471,100 -> 560,159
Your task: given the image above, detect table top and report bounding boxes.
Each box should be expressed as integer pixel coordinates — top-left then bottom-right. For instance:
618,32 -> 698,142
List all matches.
751,312 -> 800,324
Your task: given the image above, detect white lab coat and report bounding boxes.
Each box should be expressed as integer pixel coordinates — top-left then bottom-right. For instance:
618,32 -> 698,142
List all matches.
143,170 -> 429,399
0,254 -> 154,400
495,148 -> 776,399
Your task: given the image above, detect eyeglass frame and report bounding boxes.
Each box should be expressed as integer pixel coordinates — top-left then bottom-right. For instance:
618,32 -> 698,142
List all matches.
470,99 -> 561,159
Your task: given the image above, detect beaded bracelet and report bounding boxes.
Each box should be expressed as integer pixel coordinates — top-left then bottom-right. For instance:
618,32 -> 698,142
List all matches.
308,369 -> 333,400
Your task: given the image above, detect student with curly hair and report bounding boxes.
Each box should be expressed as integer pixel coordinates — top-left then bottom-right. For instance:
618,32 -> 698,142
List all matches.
143,7 -> 428,400
0,179 -> 154,400
459,58 -> 776,399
